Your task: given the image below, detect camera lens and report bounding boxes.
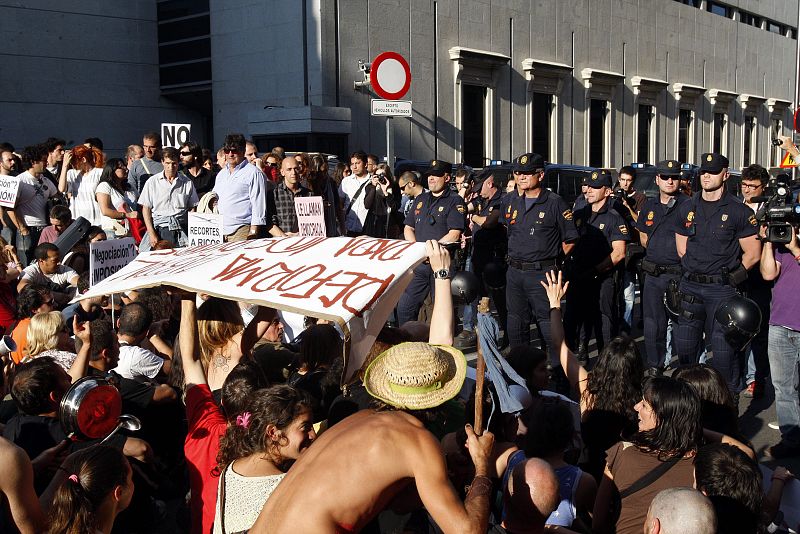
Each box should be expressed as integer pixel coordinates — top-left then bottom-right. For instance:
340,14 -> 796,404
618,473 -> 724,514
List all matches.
772,139 -> 784,147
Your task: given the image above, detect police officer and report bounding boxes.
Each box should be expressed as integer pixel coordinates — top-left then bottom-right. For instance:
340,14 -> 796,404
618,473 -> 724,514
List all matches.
397,159 -> 466,325
636,160 -> 687,374
673,153 -> 761,394
502,153 -> 578,358
564,170 -> 629,354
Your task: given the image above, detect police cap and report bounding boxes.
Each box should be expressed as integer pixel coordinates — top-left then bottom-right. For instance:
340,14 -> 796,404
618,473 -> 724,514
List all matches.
699,153 -> 729,174
587,170 -> 613,188
424,159 -> 453,177
512,153 -> 545,173
656,160 -> 682,177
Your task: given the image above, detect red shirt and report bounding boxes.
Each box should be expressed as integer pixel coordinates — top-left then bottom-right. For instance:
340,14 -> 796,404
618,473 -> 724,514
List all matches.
184,384 -> 226,534
0,282 -> 15,334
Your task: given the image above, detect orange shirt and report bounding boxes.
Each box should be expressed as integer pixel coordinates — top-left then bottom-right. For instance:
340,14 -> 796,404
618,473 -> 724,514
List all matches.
10,318 -> 30,364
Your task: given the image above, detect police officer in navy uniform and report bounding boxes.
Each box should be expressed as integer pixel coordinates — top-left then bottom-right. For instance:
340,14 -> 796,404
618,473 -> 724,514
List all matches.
673,153 -> 761,394
397,159 -> 466,325
564,170 -> 630,355
502,153 -> 578,359
636,160 -> 688,374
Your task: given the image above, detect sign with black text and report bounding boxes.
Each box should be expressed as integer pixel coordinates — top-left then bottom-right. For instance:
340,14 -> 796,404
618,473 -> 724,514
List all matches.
161,123 -> 192,149
294,197 -> 326,237
0,175 -> 20,208
89,237 -> 137,286
188,213 -> 224,246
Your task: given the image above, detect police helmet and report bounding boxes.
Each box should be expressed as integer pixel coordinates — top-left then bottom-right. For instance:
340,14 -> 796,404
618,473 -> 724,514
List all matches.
482,262 -> 507,290
450,271 -> 481,303
714,295 -> 762,351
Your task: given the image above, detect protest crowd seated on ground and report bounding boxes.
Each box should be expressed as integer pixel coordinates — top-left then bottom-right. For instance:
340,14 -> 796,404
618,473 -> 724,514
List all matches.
0,133 -> 796,534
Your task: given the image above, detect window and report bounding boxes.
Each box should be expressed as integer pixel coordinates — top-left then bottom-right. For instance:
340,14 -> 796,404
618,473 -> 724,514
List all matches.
677,109 -> 693,164
637,105 -> 653,163
462,84 -> 487,168
740,12 -> 761,28
743,115 -> 757,165
768,21 -> 783,34
589,99 -> 607,167
713,113 -> 726,154
531,93 -> 553,159
789,28 -> 798,40
675,0 -> 699,6
706,2 -> 729,17
771,119 -> 783,167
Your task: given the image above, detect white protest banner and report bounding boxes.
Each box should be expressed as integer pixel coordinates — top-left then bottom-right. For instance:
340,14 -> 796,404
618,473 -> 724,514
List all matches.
188,212 -> 223,247
294,197 -> 326,237
0,175 -> 20,208
161,123 -> 191,149
77,237 -> 427,381
89,237 -> 137,286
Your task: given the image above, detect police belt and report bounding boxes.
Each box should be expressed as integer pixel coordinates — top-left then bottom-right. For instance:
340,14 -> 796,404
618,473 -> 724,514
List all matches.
684,265 -> 748,286
507,257 -> 558,271
640,259 -> 682,277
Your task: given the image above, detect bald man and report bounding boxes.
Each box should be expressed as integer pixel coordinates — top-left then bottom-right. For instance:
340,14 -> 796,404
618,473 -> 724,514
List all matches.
501,458 -> 563,534
644,487 -> 716,534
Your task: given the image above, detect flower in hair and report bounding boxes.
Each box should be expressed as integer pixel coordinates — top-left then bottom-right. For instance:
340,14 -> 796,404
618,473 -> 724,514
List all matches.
68,474 -> 79,483
236,411 -> 252,429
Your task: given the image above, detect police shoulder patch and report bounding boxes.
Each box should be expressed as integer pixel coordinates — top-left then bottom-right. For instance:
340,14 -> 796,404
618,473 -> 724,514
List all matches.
417,201 -> 423,209
456,205 -> 465,213
562,209 -> 573,221
619,225 -> 628,235
748,214 -> 757,226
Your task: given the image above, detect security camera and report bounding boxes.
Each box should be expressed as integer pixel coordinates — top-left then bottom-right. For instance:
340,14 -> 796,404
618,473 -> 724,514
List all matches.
358,60 -> 371,74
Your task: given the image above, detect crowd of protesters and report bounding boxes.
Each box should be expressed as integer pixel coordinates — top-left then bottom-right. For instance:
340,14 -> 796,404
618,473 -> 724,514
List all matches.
0,131 -> 795,534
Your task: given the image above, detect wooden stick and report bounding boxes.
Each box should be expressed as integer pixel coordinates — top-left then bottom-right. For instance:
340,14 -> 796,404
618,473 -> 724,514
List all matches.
473,297 -> 491,436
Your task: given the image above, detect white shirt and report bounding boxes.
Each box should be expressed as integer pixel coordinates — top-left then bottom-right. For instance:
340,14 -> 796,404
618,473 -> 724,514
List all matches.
96,182 -> 137,235
213,463 -> 285,534
15,171 -> 56,227
113,343 -> 164,381
21,263 -> 78,287
340,173 -> 372,232
67,167 -> 103,225
138,171 -> 198,224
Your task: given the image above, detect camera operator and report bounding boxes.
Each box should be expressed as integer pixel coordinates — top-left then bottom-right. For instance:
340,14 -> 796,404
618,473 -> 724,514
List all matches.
760,222 -> 800,458
614,166 -> 647,333
739,164 -> 772,399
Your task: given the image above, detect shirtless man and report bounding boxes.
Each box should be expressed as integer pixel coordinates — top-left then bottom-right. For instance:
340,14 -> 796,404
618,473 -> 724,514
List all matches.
251,241 -> 495,534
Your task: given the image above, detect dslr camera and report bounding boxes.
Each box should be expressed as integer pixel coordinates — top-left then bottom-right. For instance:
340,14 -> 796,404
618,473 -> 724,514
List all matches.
754,174 -> 800,244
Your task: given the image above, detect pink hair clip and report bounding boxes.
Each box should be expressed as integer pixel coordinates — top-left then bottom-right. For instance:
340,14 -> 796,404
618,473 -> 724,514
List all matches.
68,474 -> 79,483
236,411 -> 252,429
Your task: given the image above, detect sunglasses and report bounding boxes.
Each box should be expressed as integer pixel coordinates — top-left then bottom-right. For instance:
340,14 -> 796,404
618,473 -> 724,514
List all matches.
222,147 -> 240,154
658,176 -> 677,181
398,182 -> 410,189
180,151 -> 192,156
265,162 -> 278,168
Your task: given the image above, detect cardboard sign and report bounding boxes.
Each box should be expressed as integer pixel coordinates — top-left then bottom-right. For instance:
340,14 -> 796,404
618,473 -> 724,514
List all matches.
0,175 -> 20,208
89,237 -> 137,286
161,123 -> 191,149
294,197 -> 326,237
188,213 -> 223,247
76,237 -> 428,381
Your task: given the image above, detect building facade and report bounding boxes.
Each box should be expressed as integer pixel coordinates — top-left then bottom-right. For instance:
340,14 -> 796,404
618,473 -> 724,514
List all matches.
3,0 -> 798,169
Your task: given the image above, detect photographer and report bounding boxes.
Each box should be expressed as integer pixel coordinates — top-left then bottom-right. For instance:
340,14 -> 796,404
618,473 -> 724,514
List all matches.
759,222 -> 800,458
362,164 -> 400,238
614,166 -> 647,333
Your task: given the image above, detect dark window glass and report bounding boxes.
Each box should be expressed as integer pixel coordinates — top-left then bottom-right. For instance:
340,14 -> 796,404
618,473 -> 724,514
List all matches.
678,109 -> 692,164
158,17 -> 210,43
789,28 -> 797,40
462,84 -> 487,168
531,92 -> 553,159
637,105 -> 652,163
157,0 -> 209,21
589,99 -> 606,167
675,0 -> 699,6
743,115 -> 756,165
707,2 -> 729,17
158,40 -> 211,65
713,113 -> 725,154
768,21 -> 783,34
159,60 -> 212,87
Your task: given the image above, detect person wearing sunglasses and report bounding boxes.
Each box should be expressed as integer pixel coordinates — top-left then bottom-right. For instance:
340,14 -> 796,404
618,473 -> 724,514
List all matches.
212,133 -> 268,241
180,141 -> 216,196
635,160 -> 688,376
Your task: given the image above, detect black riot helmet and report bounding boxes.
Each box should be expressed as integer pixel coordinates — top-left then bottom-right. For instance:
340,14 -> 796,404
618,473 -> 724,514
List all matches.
714,295 -> 762,351
450,271 -> 480,304
481,262 -> 507,291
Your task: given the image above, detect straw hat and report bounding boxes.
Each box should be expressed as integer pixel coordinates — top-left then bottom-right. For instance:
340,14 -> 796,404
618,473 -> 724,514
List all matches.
364,342 -> 467,410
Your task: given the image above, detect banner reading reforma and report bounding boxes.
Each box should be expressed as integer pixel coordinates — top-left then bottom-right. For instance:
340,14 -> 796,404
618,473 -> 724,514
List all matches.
89,237 -> 138,286
188,212 -> 223,247
294,197 -> 326,237
0,175 -> 20,208
77,236 -> 427,381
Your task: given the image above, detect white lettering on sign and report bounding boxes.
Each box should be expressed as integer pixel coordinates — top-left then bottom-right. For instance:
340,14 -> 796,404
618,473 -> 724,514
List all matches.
294,197 -> 326,237
161,123 -> 192,149
371,99 -> 413,117
188,213 -> 224,247
0,176 -> 20,208
89,237 -> 137,286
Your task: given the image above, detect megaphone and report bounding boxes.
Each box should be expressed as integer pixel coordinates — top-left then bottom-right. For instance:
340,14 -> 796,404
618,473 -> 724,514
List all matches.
0,335 -> 16,357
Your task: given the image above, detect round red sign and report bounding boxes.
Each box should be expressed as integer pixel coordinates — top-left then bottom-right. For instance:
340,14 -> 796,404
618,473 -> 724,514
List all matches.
371,51 -> 411,101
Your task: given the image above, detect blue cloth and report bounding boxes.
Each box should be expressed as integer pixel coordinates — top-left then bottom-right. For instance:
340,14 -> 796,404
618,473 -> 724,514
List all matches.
476,311 -> 528,414
212,160 -> 268,234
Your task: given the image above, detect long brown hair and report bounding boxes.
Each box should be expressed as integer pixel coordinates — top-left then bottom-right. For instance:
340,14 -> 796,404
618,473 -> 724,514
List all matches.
197,297 -> 244,371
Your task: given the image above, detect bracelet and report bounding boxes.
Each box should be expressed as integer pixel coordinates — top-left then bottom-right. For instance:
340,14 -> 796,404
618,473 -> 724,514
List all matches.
772,474 -> 791,483
794,253 -> 800,262
550,306 -> 561,313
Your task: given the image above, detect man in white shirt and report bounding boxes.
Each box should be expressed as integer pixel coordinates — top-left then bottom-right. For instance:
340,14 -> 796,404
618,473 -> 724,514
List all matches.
9,144 -> 57,266
340,150 -> 372,236
138,147 -> 199,251
18,242 -> 78,308
113,302 -> 171,382
128,131 -> 163,196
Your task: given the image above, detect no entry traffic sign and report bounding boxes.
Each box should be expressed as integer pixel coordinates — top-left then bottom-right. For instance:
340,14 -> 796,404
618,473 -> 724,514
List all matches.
371,51 -> 411,100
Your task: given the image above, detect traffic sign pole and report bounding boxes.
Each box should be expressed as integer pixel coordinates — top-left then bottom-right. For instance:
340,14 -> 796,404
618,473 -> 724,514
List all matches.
386,117 -> 394,172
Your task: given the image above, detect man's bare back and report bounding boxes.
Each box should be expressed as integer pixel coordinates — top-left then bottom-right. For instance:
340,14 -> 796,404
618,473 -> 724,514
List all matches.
250,409 -> 493,534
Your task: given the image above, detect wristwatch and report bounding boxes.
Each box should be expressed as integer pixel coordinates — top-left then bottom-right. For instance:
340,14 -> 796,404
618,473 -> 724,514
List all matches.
433,268 -> 450,280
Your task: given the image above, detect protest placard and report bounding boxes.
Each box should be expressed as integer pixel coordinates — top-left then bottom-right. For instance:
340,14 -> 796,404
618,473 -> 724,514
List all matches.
188,212 -> 223,246
89,237 -> 137,286
295,197 -> 326,237
0,175 -> 20,208
77,236 -> 427,381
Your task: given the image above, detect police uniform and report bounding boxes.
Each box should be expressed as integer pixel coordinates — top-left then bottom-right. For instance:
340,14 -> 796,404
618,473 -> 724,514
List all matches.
470,186 -> 508,330
673,153 -> 758,392
502,153 -> 578,353
564,170 -> 630,353
396,159 -> 466,326
635,160 -> 688,371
